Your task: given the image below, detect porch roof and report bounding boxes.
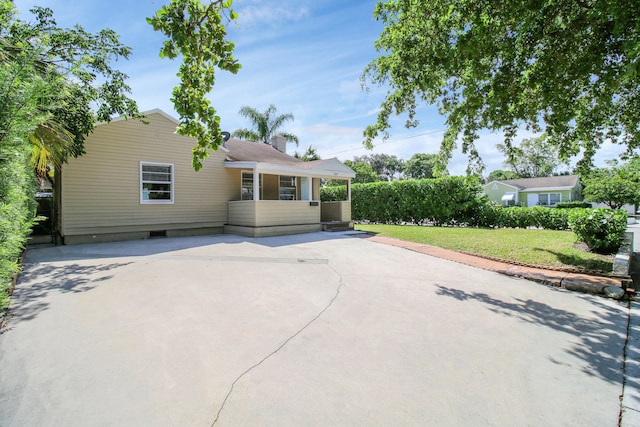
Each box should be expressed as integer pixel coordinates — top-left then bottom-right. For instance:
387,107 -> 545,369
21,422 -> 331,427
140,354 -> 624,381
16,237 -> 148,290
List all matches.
223,139 -> 355,179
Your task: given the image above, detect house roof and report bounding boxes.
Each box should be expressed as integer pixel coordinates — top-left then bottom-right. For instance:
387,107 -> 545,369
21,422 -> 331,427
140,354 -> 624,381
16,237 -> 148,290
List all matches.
223,139 -> 355,179
494,175 -> 579,191
224,139 -> 303,165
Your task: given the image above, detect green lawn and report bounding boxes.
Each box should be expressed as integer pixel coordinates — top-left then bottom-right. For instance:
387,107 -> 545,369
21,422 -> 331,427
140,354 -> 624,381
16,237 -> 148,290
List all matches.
355,224 -> 614,273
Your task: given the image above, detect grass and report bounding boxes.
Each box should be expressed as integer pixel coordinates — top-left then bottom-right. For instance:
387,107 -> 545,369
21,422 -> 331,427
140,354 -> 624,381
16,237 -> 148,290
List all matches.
355,224 -> 614,273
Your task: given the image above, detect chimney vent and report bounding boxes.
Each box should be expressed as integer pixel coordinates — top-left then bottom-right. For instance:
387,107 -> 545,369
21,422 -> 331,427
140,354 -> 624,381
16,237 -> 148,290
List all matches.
271,135 -> 287,153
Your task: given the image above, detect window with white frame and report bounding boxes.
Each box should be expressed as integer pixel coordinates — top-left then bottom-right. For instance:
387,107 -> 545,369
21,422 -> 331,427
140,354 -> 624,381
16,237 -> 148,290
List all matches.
140,162 -> 173,203
241,171 -> 262,200
279,175 -> 297,200
538,193 -> 561,206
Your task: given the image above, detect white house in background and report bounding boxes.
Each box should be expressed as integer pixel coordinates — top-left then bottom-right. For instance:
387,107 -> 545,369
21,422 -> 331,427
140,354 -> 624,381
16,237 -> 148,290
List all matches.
482,175 -> 582,207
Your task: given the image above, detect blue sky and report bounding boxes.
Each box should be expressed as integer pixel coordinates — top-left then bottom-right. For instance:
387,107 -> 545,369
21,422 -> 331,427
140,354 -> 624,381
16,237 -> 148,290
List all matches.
13,0 -> 625,175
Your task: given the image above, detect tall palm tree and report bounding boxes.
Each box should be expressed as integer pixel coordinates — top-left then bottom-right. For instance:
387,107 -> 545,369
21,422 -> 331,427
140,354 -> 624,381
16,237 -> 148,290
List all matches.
232,104 -> 299,146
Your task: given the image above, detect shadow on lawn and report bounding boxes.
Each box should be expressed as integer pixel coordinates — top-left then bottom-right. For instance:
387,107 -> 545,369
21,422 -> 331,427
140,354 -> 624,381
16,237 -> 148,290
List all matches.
533,247 -> 613,273
4,261 -> 131,325
435,284 -> 628,386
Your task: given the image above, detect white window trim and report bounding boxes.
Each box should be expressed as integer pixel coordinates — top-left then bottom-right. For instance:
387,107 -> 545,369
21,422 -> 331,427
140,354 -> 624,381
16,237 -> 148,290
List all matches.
140,161 -> 174,204
241,170 -> 262,200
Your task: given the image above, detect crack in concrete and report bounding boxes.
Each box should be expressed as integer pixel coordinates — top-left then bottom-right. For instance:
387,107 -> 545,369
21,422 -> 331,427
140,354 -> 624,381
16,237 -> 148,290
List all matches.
210,263 -> 344,426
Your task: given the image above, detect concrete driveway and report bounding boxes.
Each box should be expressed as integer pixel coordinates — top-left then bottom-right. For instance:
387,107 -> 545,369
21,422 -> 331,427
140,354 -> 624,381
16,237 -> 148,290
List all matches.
0,232 -> 629,426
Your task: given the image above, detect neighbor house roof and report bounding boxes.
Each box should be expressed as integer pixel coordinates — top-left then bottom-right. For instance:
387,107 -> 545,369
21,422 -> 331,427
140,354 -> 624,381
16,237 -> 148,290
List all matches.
223,139 -> 355,179
496,175 -> 579,191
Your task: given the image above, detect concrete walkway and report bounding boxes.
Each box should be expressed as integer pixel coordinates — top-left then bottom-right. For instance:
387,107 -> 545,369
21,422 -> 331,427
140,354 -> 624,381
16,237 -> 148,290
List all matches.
0,232 -> 632,426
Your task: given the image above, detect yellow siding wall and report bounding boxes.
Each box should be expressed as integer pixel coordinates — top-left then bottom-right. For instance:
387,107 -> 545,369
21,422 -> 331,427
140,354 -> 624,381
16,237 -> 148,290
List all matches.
60,112 -> 236,238
228,201 -> 320,227
257,201 -> 319,225
321,201 -> 352,222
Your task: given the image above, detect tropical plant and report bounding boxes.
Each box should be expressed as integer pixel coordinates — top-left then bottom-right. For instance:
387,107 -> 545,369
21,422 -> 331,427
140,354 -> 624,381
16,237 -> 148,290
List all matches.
232,104 -> 299,146
294,146 -> 320,161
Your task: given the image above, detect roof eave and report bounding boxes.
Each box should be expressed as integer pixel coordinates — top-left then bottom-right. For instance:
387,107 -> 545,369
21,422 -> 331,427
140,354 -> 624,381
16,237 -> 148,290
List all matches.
225,161 -> 355,179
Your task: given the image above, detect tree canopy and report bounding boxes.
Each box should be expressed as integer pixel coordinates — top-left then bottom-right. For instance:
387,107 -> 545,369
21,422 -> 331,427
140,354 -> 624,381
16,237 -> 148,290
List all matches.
485,170 -> 520,183
363,0 -> 640,176
1,2 -> 141,171
497,135 -> 567,178
403,153 -> 440,179
353,153 -> 404,181
148,0 -> 241,170
582,158 -> 640,209
232,104 -> 299,146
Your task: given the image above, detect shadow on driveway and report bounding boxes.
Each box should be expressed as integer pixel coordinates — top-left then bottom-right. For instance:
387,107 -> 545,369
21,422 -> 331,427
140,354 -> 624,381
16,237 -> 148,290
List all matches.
435,284 -> 627,386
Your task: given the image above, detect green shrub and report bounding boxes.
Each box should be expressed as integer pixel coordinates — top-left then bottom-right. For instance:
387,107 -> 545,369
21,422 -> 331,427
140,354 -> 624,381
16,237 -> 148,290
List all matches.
320,177 -> 485,225
320,185 -> 346,202
0,144 -> 37,310
469,205 -> 570,230
568,208 -> 627,253
555,201 -> 592,209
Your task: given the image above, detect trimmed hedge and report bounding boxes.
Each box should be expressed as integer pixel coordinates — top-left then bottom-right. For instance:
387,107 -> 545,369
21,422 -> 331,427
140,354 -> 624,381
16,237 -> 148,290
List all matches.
321,178 -> 627,253
469,205 -> 571,230
555,201 -> 593,209
322,177 -> 485,225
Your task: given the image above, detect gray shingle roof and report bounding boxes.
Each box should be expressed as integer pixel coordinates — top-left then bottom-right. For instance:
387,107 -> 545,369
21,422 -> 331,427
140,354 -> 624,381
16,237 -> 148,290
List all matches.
224,139 -> 303,165
497,175 -> 579,190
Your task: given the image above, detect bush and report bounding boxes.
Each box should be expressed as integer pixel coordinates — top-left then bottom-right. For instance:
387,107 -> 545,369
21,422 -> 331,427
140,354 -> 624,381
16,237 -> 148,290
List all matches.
0,144 -> 37,310
469,205 -> 571,230
568,208 -> 627,253
320,177 -> 485,225
555,201 -> 592,209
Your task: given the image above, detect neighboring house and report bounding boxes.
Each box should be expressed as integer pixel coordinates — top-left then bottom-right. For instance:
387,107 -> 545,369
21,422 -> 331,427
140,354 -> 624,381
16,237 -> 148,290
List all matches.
55,109 -> 355,244
482,175 -> 581,207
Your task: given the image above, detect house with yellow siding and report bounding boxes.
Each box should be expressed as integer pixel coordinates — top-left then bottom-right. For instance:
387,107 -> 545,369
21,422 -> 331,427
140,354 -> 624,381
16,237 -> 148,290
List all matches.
56,109 -> 355,244
482,175 -> 582,207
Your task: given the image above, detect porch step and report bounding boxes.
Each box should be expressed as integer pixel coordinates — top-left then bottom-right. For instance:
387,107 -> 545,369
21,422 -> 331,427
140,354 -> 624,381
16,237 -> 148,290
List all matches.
321,221 -> 354,232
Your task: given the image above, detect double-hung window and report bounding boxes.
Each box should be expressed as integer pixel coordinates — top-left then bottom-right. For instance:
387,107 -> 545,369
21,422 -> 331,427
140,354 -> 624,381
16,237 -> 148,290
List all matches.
141,162 -> 173,203
279,175 -> 297,200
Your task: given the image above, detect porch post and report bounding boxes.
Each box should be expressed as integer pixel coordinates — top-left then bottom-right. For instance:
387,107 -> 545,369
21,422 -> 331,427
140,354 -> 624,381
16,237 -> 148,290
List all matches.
253,169 -> 259,201
347,179 -> 351,201
308,177 -> 313,201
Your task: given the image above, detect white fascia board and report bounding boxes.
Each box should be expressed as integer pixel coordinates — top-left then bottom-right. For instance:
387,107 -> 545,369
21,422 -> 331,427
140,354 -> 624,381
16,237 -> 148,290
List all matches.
520,186 -> 574,192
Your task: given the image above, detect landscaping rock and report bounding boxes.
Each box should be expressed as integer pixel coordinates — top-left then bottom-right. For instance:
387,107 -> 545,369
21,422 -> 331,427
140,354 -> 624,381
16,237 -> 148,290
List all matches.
604,286 -> 626,300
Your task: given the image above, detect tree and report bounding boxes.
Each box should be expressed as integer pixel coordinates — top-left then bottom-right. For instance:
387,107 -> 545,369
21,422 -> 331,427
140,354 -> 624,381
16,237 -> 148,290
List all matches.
362,0 -> 640,175
148,0 -> 241,170
497,135 -> 567,178
294,146 -> 320,161
1,3 -> 141,171
354,153 -> 404,181
232,104 -> 299,146
582,159 -> 640,209
403,153 -> 441,179
582,177 -> 640,210
0,1 -> 141,309
485,170 -> 520,183
344,160 -> 380,184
